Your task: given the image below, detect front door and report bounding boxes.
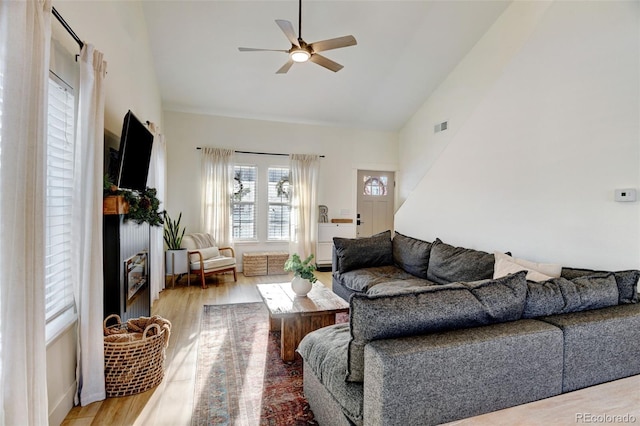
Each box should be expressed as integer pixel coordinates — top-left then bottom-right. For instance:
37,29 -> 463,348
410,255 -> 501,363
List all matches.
356,170 -> 395,238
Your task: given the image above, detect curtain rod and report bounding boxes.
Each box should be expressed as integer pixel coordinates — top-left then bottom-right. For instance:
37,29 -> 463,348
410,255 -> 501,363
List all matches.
196,147 -> 325,158
52,7 -> 84,49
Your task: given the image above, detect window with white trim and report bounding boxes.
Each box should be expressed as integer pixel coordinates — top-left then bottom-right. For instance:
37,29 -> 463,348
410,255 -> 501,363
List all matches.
45,72 -> 76,341
232,165 -> 257,240
267,167 -> 290,240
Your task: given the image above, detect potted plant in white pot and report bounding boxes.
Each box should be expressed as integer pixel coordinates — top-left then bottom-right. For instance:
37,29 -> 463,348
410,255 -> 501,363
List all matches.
284,253 -> 317,297
164,211 -> 188,280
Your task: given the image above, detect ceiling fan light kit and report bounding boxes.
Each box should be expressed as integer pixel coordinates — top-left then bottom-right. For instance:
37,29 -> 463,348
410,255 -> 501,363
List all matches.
290,49 -> 310,63
238,0 -> 357,73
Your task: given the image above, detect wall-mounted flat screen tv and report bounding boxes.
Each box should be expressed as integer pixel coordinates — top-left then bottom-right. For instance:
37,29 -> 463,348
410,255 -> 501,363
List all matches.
116,110 -> 154,192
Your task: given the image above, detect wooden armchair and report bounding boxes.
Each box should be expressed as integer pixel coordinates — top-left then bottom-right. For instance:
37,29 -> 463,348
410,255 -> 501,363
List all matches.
180,233 -> 237,289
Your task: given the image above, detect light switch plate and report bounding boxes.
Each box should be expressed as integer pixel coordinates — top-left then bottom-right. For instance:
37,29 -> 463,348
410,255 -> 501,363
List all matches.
615,188 -> 636,202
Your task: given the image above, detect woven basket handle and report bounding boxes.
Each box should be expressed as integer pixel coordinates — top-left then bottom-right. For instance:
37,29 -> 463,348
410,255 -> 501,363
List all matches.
103,314 -> 122,333
143,323 -> 161,340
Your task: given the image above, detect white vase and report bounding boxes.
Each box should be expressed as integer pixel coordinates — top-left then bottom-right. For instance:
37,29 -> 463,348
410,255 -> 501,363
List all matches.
291,275 -> 313,297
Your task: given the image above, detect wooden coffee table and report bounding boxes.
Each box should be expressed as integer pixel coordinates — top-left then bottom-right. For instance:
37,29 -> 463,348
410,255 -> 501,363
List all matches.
256,281 -> 349,361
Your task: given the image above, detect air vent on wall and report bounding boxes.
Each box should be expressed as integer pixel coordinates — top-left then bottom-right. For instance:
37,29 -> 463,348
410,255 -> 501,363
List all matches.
434,120 -> 449,133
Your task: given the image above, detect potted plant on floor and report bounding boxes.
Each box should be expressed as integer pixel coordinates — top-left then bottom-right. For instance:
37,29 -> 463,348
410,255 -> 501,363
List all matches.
284,253 -> 317,297
164,211 -> 189,280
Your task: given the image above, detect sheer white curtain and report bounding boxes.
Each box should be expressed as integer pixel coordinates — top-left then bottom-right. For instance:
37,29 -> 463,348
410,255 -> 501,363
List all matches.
289,154 -> 320,259
0,0 -> 51,423
201,147 -> 234,247
148,123 -> 166,303
72,43 -> 107,406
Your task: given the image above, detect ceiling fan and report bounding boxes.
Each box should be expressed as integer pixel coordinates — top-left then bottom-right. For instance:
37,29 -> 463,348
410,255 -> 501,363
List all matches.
238,0 -> 357,73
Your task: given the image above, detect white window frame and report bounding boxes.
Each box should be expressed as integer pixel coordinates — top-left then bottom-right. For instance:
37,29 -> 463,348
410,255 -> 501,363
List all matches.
45,71 -> 77,343
267,166 -> 290,241
232,164 -> 258,241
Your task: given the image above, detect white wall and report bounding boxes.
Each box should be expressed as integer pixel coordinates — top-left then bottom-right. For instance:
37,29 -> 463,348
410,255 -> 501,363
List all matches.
47,2 -> 163,424
163,111 -> 398,267
396,1 -> 640,271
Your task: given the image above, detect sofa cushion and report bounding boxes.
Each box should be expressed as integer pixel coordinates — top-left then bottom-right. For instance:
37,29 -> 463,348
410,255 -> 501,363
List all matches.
363,320 -> 563,425
392,232 -> 432,279
561,267 -> 639,304
346,271 -> 528,382
366,280 -> 437,296
335,265 -> 417,293
523,274 -> 619,318
493,251 -> 560,282
298,323 -> 364,424
333,230 -> 392,273
427,239 -> 495,285
540,303 -> 640,392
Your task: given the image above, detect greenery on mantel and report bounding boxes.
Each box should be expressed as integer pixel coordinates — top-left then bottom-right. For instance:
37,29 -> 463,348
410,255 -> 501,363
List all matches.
104,175 -> 164,227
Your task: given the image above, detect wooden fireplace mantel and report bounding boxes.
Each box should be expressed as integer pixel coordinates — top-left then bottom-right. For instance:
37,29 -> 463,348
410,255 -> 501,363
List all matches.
103,195 -> 130,215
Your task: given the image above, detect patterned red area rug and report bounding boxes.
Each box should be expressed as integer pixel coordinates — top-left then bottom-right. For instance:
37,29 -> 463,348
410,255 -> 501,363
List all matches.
193,303 -> 347,425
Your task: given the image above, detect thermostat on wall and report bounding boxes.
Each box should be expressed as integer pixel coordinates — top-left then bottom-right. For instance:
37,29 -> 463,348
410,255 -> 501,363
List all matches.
615,188 -> 636,202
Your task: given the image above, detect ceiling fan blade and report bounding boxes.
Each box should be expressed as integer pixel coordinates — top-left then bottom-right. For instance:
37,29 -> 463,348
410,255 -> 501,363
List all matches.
276,59 -> 294,74
309,54 -> 343,72
239,47 -> 288,52
309,35 -> 357,53
275,20 -> 299,47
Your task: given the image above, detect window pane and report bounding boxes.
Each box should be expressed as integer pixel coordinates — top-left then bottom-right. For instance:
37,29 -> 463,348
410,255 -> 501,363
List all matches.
45,76 -> 75,333
232,204 -> 256,239
268,167 -> 289,202
363,175 -> 388,196
233,165 -> 256,202
232,165 -> 256,239
268,167 -> 290,240
268,204 -> 290,240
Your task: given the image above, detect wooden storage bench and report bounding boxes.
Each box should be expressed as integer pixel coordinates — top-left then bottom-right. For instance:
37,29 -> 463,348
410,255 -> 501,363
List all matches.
243,251 -> 289,276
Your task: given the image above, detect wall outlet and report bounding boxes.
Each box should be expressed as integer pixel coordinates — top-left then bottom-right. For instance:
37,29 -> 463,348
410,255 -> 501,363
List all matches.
615,188 -> 636,202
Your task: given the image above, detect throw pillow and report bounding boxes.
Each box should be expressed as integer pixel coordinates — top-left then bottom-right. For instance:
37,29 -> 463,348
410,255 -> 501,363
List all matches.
523,274 -> 619,318
493,251 -> 559,282
561,267 -> 639,304
426,239 -> 495,285
333,230 -> 393,274
346,271 -> 528,382
392,232 -> 432,279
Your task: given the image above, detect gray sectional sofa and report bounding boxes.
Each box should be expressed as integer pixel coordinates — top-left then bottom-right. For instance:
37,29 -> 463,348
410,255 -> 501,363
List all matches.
298,231 -> 640,425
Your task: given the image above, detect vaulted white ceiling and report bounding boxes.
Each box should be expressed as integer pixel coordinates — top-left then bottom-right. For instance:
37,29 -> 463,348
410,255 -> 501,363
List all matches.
141,1 -> 510,131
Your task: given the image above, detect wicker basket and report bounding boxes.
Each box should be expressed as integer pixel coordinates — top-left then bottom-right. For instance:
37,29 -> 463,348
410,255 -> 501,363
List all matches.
267,252 -> 289,275
243,252 -> 268,276
103,314 -> 170,397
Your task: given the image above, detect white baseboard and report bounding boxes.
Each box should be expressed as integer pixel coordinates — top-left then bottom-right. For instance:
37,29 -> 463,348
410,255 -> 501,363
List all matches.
49,381 -> 76,426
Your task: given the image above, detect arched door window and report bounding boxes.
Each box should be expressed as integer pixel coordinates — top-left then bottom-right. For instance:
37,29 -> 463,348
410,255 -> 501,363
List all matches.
363,176 -> 388,196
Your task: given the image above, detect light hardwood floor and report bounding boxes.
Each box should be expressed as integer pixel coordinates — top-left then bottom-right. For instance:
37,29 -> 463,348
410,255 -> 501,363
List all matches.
63,272 -> 640,425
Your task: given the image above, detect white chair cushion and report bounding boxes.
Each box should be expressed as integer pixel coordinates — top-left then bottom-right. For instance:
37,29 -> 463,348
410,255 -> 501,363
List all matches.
191,255 -> 236,272
188,246 -> 220,263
